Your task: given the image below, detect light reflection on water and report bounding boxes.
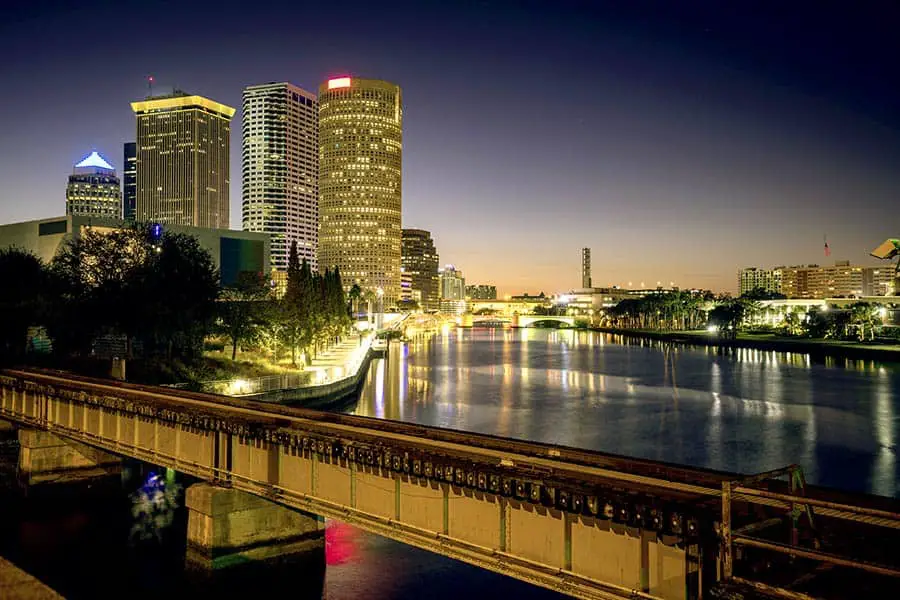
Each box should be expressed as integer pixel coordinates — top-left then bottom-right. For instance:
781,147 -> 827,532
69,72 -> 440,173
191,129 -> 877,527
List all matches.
353,328 -> 900,497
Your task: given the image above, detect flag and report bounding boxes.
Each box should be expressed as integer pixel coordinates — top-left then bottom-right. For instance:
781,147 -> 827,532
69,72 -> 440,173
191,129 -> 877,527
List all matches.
824,240 -> 830,257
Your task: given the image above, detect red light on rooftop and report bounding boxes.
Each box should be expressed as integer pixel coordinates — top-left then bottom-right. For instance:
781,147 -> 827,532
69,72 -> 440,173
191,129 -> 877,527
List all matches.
328,77 -> 351,89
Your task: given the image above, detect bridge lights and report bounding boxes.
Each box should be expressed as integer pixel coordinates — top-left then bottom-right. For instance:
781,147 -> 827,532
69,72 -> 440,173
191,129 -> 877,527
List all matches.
668,511 -> 684,535
529,483 -> 542,503
647,508 -> 664,531
489,474 -> 501,493
630,505 -> 646,528
603,502 -> 615,519
412,459 -> 422,476
571,494 -> 584,514
477,472 -> 487,490
586,496 -> 600,516
615,504 -> 630,523
424,461 -> 433,477
455,467 -> 465,485
557,490 -> 570,511
466,471 -> 476,487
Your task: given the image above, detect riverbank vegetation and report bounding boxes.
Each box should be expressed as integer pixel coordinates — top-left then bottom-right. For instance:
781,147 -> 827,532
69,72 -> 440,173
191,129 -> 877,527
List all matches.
0,228 -> 351,385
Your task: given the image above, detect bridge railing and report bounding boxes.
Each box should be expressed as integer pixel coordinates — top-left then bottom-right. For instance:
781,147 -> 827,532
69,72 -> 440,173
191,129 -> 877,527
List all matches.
720,466 -> 900,596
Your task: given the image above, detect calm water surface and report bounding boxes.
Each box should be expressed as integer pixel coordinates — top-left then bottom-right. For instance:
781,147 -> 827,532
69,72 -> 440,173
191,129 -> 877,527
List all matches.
1,328 -> 897,599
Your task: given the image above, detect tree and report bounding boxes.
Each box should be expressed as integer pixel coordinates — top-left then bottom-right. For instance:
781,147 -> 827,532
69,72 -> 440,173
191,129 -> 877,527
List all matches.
348,283 -> 362,318
741,287 -> 787,301
849,303 -> 879,341
280,242 -> 305,365
137,232 -> 219,360
218,271 -> 272,360
48,227 -> 152,357
0,248 -> 48,361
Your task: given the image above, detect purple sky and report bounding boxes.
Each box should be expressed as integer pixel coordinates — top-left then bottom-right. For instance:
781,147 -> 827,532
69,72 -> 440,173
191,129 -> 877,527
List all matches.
1,0 -> 898,295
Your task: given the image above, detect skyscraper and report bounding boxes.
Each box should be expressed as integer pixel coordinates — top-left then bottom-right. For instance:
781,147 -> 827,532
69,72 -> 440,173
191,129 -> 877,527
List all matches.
65,151 -> 121,219
122,142 -> 137,221
582,247 -> 592,288
242,83 -> 319,271
131,92 -> 235,229
439,265 -> 466,314
401,228 -> 439,310
318,77 -> 402,303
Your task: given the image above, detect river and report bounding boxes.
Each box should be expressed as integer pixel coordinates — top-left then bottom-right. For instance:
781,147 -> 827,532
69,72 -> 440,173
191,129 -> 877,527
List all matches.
1,328 -> 897,598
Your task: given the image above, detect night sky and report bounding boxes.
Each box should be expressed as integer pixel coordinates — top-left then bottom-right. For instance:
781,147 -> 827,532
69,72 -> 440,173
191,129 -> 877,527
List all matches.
1,0 -> 899,294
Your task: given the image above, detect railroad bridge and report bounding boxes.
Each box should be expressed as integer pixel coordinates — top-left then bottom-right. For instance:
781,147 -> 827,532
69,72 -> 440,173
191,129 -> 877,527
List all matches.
1,368 -> 898,600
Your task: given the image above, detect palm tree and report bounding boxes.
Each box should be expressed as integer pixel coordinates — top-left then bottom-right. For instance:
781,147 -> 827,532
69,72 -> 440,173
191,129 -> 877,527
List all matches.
348,283 -> 362,319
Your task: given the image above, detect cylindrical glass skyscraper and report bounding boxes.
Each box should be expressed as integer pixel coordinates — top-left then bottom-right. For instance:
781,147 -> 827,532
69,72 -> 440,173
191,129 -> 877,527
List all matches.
318,77 -> 402,304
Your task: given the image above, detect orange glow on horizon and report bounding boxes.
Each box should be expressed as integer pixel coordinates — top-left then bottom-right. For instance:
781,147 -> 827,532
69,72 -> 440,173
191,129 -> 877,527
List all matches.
328,77 -> 352,89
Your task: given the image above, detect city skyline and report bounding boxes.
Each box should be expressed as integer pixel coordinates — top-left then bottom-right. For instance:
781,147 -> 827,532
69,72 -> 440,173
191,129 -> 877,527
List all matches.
1,1 -> 899,294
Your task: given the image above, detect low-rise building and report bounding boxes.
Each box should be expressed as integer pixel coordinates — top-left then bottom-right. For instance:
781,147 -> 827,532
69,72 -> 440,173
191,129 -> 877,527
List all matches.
466,284 -> 497,300
738,267 -> 783,296
0,215 -> 269,286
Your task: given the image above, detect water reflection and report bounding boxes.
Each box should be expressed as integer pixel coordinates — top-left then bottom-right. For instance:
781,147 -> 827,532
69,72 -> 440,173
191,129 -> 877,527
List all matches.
355,328 -> 900,497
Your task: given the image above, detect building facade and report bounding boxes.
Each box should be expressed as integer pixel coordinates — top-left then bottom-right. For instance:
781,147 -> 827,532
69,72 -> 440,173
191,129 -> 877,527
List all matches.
401,228 -> 439,310
0,216 -> 268,286
242,83 -> 319,271
440,265 -> 465,300
780,261 -> 894,298
65,151 -> 121,219
122,142 -> 137,222
738,267 -> 783,296
318,77 -> 403,303
466,284 -> 497,300
131,92 -> 235,229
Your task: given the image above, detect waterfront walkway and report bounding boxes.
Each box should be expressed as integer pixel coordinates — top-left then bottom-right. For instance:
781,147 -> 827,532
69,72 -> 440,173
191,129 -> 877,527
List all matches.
0,557 -> 64,600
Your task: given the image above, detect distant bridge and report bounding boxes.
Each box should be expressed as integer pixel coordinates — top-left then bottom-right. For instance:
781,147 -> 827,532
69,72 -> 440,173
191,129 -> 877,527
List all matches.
465,314 -> 577,328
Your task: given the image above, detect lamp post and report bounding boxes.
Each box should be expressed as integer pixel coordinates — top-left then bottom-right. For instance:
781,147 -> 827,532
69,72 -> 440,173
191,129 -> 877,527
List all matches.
376,287 -> 384,330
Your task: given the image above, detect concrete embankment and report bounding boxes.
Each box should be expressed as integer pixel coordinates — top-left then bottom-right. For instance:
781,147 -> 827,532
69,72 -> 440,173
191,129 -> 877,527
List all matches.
241,338 -> 384,407
594,327 -> 900,362
0,557 -> 64,599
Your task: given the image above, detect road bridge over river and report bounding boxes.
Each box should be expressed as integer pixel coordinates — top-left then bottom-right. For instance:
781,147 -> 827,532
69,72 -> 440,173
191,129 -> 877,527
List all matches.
1,368 -> 899,600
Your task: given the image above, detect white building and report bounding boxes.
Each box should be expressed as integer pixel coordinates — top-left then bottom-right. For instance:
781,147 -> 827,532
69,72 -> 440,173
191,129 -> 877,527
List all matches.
242,82 -> 319,271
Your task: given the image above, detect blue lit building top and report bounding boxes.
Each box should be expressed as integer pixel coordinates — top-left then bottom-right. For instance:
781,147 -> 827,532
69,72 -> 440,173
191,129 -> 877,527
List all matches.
75,151 -> 115,171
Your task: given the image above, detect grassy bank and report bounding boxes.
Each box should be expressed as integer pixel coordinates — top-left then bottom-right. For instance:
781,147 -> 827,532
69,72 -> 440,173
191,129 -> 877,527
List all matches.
593,327 -> 900,362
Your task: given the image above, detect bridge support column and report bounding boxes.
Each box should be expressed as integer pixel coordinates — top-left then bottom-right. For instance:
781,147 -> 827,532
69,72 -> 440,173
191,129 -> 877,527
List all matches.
185,483 -> 325,574
17,428 -> 121,489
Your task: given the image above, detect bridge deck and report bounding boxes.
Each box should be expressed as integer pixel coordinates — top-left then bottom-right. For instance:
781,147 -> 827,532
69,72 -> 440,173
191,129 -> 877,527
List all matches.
1,367 -> 899,600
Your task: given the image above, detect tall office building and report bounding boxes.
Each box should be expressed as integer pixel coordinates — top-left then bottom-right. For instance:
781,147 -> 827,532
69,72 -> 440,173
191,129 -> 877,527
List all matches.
401,228 -> 439,310
582,247 -> 592,288
242,83 -> 319,271
122,142 -> 137,221
131,92 -> 235,229
65,151 -> 121,219
318,77 -> 402,303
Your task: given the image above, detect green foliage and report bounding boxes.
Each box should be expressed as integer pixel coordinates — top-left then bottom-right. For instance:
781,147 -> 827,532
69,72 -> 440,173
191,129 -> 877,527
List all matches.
741,287 -> 787,300
0,247 -> 49,362
218,271 -> 273,360
46,226 -> 218,361
605,291 -> 711,331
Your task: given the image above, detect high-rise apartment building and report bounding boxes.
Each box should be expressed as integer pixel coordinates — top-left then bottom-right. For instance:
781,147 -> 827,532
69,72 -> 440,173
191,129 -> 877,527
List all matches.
780,262 -> 894,298
738,267 -> 783,296
582,248 -> 592,288
466,284 -> 497,300
318,77 -> 402,302
439,265 -> 466,315
65,151 -> 121,219
131,92 -> 234,229
401,228 -> 439,310
122,142 -> 137,221
242,83 -> 319,271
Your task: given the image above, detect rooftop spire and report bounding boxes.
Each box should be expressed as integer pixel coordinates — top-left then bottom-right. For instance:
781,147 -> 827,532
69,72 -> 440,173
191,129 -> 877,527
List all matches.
75,151 -> 114,170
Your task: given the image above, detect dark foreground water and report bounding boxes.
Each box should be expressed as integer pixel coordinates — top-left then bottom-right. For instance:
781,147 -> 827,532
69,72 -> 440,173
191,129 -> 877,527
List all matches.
1,329 -> 897,598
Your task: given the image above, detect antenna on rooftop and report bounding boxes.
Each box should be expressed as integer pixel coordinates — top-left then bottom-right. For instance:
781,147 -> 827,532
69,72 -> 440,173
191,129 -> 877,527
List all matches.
147,75 -> 154,96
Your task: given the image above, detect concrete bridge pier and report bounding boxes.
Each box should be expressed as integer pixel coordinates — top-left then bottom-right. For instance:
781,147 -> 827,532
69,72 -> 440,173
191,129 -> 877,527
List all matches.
17,428 -> 122,491
185,483 -> 325,577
